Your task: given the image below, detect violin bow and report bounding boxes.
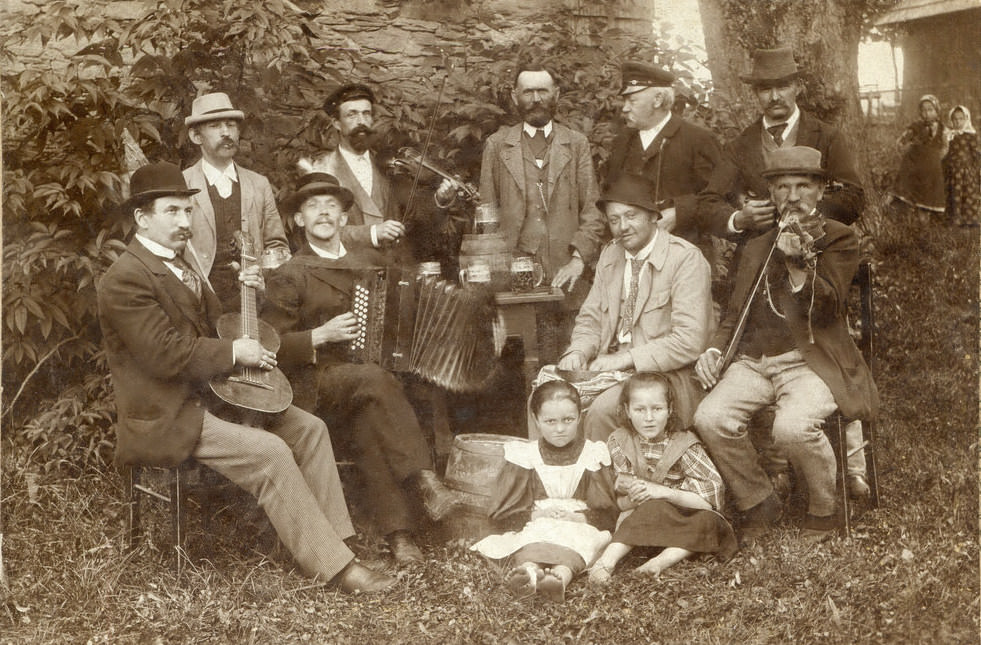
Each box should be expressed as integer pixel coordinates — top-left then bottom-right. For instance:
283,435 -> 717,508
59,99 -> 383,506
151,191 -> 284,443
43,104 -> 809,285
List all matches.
403,50 -> 453,220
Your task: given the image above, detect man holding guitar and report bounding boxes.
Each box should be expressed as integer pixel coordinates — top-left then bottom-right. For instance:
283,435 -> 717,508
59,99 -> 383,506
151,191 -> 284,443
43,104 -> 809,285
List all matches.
98,162 -> 394,593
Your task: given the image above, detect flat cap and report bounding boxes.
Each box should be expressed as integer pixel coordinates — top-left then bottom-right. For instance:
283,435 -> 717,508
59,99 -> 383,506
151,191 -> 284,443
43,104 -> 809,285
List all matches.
323,83 -> 376,116
620,61 -> 676,95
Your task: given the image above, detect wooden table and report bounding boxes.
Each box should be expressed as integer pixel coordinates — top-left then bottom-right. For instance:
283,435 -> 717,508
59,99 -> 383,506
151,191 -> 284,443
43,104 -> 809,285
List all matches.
494,287 -> 566,388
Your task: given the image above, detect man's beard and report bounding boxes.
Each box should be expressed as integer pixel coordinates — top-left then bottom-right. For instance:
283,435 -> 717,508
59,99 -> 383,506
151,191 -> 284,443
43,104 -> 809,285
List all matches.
519,102 -> 555,128
347,127 -> 374,153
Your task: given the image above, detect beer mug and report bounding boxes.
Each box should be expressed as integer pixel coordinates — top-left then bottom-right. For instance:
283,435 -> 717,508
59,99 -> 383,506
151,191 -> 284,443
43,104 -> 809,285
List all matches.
417,261 -> 442,279
474,203 -> 500,235
260,247 -> 292,270
459,261 -> 492,285
510,256 -> 544,293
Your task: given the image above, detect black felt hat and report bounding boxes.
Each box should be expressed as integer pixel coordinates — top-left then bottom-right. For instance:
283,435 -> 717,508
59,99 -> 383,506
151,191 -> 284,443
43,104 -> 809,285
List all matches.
285,172 -> 355,213
597,174 -> 660,213
739,47 -> 801,85
123,161 -> 199,211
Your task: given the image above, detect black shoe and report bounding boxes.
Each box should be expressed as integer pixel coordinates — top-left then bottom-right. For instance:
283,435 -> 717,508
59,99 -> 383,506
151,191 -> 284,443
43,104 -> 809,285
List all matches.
388,530 -> 424,565
416,469 -> 461,522
800,512 -> 841,544
740,492 -> 783,541
333,561 -> 396,594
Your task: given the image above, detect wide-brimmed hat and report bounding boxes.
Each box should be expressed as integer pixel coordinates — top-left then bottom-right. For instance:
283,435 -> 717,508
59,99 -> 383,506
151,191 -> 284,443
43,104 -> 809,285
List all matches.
285,172 -> 355,213
620,61 -> 676,96
184,92 -> 245,127
739,47 -> 801,85
323,83 -> 376,116
597,174 -> 660,213
761,146 -> 826,179
123,161 -> 199,211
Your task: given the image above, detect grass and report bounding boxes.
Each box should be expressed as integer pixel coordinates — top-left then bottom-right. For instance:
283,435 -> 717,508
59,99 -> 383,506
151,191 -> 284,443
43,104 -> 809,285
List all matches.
2,162 -> 979,644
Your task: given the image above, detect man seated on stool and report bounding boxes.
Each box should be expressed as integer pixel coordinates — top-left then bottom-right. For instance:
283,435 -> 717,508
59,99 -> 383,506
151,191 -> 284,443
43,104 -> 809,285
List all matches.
260,172 -> 461,565
692,146 -> 878,543
550,173 -> 713,440
98,162 -> 393,592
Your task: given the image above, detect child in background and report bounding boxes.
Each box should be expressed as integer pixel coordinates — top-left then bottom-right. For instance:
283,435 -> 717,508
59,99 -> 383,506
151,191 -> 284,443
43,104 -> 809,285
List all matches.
471,380 -> 618,602
588,372 -> 736,584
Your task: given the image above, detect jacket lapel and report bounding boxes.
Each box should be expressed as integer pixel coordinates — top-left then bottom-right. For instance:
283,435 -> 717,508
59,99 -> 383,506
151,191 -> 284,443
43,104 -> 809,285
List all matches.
546,125 -> 572,204
633,231 -> 669,314
237,163 -> 256,223
642,114 -> 681,163
128,240 -> 213,336
602,246 -> 626,330
501,125 -> 526,198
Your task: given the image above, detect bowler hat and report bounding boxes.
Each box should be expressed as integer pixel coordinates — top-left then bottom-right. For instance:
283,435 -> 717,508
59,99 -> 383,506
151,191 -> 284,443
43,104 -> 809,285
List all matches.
620,61 -> 676,96
285,172 -> 355,213
739,47 -> 800,85
761,146 -> 826,179
184,92 -> 245,127
323,83 -> 376,116
123,161 -> 199,211
597,174 -> 660,214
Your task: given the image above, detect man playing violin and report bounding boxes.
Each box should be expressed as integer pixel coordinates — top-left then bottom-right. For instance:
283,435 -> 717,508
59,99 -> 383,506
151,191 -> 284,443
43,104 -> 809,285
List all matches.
98,162 -> 394,592
260,172 -> 462,566
300,83 -> 460,270
692,147 -> 878,544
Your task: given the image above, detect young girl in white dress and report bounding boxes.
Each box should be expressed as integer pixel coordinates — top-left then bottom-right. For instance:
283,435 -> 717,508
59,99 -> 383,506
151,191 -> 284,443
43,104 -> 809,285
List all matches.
471,380 -> 618,601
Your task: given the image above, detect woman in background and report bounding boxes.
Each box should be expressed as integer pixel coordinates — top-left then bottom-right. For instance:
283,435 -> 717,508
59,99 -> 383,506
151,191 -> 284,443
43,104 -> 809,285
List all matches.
890,95 -> 947,218
943,105 -> 980,227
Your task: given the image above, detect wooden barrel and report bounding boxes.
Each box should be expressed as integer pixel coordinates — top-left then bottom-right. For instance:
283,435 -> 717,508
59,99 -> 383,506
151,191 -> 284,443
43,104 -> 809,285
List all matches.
441,433 -> 527,542
459,233 -> 510,292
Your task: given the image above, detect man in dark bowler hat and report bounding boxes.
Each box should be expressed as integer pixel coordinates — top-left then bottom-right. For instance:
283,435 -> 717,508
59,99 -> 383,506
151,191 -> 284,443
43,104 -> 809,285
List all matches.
698,47 -> 865,238
260,172 -> 462,565
98,162 -> 394,592
300,83 -> 458,267
182,92 -> 291,310
693,147 -> 877,544
552,173 -> 713,442
604,61 -> 722,256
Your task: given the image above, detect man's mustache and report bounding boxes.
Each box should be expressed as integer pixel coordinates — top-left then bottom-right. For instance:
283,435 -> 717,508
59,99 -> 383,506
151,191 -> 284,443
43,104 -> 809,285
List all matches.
351,126 -> 374,137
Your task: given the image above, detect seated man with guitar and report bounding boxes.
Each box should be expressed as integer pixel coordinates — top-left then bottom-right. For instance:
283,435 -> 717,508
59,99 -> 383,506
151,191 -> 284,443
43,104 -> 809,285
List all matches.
98,162 -> 394,593
260,172 -> 461,566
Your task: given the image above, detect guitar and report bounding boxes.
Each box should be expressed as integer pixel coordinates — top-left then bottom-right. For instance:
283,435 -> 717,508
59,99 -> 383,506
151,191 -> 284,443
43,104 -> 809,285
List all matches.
210,232 -> 293,414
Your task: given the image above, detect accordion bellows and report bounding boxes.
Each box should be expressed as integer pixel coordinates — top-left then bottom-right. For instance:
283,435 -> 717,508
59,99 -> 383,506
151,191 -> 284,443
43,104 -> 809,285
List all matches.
350,268 -> 503,392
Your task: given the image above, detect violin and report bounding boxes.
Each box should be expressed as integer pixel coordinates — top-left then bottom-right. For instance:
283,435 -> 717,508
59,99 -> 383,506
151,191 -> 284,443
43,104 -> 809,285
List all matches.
387,147 -> 480,204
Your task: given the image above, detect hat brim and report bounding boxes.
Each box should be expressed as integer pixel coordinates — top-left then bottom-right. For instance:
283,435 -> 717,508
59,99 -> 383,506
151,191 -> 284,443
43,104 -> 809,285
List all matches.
185,109 -> 245,127
739,73 -> 800,85
287,183 -> 355,213
596,196 -> 661,215
122,187 -> 200,211
760,167 -> 826,179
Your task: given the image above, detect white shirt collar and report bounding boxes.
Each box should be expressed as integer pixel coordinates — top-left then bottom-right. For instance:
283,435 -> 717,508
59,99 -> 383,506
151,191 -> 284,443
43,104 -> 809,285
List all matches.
135,233 -> 177,260
624,228 -> 658,264
201,158 -> 238,186
338,145 -> 371,166
763,104 -> 801,136
308,241 -> 347,260
523,121 -> 553,138
638,113 -> 672,150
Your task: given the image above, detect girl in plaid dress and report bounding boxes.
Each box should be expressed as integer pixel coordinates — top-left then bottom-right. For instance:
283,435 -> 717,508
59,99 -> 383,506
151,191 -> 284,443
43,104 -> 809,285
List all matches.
588,372 -> 736,584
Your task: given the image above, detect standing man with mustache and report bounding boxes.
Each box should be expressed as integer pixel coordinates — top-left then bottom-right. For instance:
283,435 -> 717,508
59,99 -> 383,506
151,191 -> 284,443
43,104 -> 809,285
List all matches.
692,147 -> 877,544
183,92 -> 291,310
604,62 -> 721,259
698,47 -> 864,239
478,63 -> 606,314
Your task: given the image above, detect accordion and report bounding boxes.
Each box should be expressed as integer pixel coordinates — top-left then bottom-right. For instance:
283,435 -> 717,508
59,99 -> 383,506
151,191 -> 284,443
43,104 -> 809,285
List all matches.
349,268 -> 502,392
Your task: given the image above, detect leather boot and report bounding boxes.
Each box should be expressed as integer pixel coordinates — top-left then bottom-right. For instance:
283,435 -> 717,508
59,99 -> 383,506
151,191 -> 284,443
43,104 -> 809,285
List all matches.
332,560 -> 396,594
415,469 -> 460,522
387,530 -> 424,565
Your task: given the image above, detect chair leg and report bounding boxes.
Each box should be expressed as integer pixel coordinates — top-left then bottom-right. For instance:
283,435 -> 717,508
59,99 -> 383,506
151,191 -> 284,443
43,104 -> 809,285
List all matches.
171,463 -> 187,575
126,466 -> 142,550
836,417 -> 851,538
863,420 -> 881,508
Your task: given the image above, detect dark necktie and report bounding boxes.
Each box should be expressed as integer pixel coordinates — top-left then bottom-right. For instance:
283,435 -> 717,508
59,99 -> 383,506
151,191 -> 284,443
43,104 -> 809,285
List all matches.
767,123 -> 788,146
619,257 -> 645,338
169,254 -> 202,300
528,128 -> 549,162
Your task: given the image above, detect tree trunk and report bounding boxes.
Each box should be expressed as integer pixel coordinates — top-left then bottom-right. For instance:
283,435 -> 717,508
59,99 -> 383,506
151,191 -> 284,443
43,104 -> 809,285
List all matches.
696,0 -> 865,138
